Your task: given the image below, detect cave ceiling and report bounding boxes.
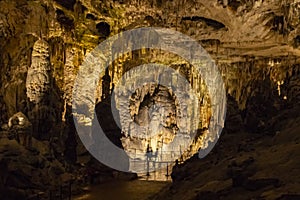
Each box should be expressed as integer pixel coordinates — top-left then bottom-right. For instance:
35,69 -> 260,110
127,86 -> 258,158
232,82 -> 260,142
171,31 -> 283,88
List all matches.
0,0 -> 299,172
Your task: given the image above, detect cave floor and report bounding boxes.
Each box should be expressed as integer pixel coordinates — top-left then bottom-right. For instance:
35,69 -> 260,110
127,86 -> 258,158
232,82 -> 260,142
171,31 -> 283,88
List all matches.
74,180 -> 170,200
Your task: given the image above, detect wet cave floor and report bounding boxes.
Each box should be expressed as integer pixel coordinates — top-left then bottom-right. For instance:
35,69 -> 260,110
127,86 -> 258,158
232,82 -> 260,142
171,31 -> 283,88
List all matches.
74,180 -> 170,200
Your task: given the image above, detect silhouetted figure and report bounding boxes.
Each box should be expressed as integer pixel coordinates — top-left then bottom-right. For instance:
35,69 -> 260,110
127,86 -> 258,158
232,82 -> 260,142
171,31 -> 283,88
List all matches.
146,144 -> 153,176
171,159 -> 180,181
154,148 -> 159,160
101,68 -> 111,101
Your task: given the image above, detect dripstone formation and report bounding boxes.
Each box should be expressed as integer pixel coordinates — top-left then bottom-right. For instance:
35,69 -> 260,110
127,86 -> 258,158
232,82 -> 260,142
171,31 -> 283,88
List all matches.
0,0 -> 299,199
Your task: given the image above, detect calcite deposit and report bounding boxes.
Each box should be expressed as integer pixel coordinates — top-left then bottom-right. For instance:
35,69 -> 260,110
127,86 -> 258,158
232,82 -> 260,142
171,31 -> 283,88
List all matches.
0,0 -> 299,199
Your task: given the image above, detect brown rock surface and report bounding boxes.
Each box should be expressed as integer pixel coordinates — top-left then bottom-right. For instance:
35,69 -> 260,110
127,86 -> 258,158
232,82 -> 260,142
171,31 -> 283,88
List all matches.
0,0 -> 299,198
152,105 -> 300,200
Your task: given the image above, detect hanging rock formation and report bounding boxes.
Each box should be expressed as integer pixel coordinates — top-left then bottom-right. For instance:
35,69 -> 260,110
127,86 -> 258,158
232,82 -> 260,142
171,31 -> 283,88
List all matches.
26,39 -> 51,105
0,0 -> 299,198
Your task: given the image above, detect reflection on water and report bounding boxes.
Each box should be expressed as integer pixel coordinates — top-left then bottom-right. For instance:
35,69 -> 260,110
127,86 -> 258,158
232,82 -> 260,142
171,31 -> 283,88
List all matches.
74,180 -> 169,200
75,161 -> 173,200
139,164 -> 174,181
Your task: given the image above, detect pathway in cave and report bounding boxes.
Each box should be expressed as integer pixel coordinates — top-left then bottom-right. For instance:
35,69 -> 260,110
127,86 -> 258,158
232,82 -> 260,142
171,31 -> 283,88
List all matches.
75,180 -> 169,200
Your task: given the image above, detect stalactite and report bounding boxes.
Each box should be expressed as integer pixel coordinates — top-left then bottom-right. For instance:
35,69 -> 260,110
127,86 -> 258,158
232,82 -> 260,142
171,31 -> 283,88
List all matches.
26,39 -> 51,104
26,39 -> 55,139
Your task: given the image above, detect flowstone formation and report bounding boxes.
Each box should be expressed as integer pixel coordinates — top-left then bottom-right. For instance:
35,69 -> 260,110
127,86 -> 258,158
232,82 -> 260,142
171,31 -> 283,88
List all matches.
0,0 -> 299,198
113,64 -> 212,172
1,0 -> 299,139
0,0 -> 299,143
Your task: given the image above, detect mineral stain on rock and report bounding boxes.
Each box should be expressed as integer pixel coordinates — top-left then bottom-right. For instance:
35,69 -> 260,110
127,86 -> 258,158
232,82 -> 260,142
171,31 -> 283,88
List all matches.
0,0 -> 299,199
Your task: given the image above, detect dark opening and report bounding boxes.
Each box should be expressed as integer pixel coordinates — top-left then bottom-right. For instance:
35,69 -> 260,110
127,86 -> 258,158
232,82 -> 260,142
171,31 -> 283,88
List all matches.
96,22 -> 111,37
86,13 -> 97,20
271,15 -> 285,34
228,0 -> 242,11
56,9 -> 74,30
53,0 -> 76,10
293,35 -> 300,48
182,16 -> 226,30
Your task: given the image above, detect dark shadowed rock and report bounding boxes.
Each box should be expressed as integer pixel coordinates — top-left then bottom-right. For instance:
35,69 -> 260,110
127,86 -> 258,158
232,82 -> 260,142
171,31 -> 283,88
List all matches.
195,191 -> 220,200
276,194 -> 300,200
243,178 -> 281,191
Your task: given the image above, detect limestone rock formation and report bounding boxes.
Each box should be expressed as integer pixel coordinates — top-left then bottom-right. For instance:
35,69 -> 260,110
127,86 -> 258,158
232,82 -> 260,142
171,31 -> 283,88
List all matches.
0,0 -> 299,198
153,105 -> 300,200
26,39 -> 51,104
8,112 -> 32,147
0,0 -> 299,140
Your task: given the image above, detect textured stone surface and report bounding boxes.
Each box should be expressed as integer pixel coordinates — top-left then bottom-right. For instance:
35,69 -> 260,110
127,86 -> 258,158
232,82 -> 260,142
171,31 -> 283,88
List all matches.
153,106 -> 300,200
0,0 -> 299,197
26,39 -> 51,104
0,0 -> 299,138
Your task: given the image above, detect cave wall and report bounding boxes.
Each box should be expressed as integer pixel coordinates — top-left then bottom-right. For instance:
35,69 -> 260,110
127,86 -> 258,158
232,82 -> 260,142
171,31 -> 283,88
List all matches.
0,0 -> 299,148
